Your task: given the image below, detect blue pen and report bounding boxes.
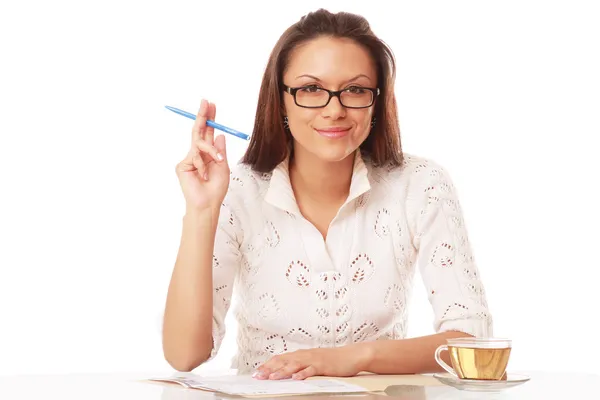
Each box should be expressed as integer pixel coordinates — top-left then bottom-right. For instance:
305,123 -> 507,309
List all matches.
165,105 -> 250,140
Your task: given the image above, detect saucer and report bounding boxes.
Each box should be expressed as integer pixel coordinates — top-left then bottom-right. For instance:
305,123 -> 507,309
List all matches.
433,372 -> 530,392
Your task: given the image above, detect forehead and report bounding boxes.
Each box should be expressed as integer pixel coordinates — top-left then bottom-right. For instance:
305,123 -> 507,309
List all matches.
284,36 -> 377,83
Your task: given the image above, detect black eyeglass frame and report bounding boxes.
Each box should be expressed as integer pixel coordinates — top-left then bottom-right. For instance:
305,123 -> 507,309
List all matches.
282,84 -> 380,109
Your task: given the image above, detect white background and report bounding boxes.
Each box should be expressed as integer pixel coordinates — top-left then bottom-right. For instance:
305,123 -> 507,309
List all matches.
1,0 -> 599,377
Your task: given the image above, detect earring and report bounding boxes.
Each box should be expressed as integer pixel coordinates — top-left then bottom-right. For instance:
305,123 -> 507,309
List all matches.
370,117 -> 376,129
283,116 -> 290,130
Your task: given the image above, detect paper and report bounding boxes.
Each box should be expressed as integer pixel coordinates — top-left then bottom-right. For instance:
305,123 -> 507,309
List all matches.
149,374 -> 369,396
320,373 -> 443,391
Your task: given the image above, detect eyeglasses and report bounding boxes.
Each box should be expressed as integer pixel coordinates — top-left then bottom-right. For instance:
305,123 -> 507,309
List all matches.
283,84 -> 380,109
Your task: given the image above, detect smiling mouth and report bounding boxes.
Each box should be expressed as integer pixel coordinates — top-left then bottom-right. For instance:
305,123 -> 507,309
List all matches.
314,127 -> 352,138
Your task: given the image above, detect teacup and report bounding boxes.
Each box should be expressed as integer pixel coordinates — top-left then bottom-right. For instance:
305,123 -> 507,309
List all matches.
434,337 -> 512,380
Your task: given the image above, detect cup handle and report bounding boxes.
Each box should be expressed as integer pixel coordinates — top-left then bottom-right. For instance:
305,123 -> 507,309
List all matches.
434,345 -> 458,378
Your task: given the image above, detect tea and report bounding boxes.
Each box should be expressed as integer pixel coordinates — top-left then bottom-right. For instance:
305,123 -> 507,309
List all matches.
435,338 -> 512,380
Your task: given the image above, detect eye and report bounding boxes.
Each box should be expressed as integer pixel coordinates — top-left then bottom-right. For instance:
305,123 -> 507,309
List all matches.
346,86 -> 367,94
299,85 -> 322,93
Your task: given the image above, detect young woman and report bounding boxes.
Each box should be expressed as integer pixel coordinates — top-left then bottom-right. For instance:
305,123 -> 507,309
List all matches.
162,9 -> 492,380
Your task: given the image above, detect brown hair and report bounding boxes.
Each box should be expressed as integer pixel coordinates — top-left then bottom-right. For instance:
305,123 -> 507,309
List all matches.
241,8 -> 403,172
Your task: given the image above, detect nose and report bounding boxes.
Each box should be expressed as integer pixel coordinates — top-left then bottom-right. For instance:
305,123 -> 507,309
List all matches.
320,95 -> 346,120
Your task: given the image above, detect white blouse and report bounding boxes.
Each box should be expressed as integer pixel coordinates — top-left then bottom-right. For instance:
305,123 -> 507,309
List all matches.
209,151 -> 492,373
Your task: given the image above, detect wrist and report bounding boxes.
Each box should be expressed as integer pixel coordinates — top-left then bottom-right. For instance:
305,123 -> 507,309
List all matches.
352,342 -> 376,373
183,206 -> 220,227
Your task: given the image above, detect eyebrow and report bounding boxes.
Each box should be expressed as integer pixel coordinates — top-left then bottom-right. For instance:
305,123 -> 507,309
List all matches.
294,74 -> 372,84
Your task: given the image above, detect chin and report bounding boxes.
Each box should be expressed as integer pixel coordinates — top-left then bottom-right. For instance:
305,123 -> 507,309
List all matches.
311,145 -> 357,163
293,133 -> 366,163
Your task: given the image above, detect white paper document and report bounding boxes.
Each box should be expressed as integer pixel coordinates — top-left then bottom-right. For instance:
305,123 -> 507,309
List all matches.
150,374 -> 369,396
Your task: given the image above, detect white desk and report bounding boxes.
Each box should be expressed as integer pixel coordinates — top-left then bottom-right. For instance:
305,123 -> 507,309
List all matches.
0,371 -> 598,399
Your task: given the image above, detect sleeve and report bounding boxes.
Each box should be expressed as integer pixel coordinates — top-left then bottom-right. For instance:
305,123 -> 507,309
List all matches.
411,161 -> 493,337
206,199 -> 243,361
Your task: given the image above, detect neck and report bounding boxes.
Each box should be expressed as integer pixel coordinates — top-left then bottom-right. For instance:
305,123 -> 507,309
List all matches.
289,147 -> 356,204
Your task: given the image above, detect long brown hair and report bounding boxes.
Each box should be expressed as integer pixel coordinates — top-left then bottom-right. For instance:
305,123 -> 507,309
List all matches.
241,9 -> 403,172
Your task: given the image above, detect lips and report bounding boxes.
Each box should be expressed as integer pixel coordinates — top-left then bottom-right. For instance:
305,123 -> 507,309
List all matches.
314,126 -> 352,138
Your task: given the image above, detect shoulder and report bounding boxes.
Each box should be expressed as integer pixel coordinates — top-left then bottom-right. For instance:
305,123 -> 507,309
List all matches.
366,153 -> 461,225
367,152 -> 452,190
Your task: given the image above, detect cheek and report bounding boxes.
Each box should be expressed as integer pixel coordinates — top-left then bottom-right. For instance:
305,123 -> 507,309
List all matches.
352,111 -> 373,132
288,109 -> 318,127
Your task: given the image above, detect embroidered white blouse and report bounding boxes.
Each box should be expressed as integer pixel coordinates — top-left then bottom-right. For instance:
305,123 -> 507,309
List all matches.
209,151 -> 492,372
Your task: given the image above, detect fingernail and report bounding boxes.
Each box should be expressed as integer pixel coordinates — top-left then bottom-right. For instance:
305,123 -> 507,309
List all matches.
204,172 -> 209,181
217,153 -> 224,161
253,371 -> 267,379
291,374 -> 299,380
269,372 -> 280,380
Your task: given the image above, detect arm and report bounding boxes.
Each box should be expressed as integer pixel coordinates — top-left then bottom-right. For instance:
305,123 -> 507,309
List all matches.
162,203 -> 240,371
358,161 -> 492,375
411,161 -> 492,338
351,331 -> 472,374
255,330 -> 472,380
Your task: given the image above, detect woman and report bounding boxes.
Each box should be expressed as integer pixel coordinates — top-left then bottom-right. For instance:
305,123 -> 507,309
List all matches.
162,9 -> 492,380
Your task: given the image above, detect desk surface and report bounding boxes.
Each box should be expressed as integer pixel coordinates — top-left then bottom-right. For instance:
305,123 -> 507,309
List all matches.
0,371 -> 598,400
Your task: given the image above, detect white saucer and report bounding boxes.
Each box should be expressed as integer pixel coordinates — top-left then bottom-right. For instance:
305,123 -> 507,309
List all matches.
433,372 -> 530,392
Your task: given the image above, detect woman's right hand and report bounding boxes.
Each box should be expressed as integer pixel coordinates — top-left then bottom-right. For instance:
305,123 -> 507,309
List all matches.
175,99 -> 230,213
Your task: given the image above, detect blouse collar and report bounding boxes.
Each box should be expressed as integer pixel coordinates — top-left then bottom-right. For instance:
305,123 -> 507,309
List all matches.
264,151 -> 371,215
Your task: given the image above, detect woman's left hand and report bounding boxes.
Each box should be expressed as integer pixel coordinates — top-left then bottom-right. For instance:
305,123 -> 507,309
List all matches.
253,345 -> 371,380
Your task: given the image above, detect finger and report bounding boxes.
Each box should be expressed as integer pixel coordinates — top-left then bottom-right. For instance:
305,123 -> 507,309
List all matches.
213,134 -> 227,161
269,361 -> 304,380
195,139 -> 224,163
254,356 -> 286,380
192,153 -> 209,181
176,145 -> 202,172
205,102 -> 216,144
291,365 -> 318,380
191,99 -> 209,145
176,154 -> 197,173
